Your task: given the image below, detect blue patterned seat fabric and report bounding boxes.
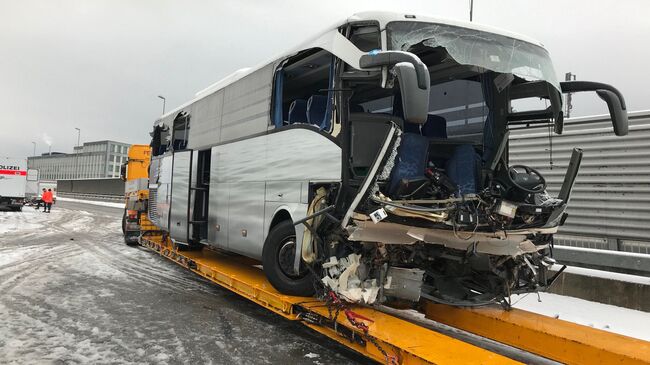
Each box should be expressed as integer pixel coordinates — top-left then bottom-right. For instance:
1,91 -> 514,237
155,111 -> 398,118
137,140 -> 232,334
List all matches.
388,133 -> 430,195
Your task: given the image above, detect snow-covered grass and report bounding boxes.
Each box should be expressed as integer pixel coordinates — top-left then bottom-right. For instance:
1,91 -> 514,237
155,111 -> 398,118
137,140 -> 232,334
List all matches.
56,196 -> 124,209
512,292 -> 650,341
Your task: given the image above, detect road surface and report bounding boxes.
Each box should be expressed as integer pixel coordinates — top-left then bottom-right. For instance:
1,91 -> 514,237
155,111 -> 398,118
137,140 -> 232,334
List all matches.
0,201 -> 371,365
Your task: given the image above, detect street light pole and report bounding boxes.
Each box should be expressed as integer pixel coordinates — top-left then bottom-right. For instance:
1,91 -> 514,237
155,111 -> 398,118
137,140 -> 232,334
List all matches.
470,0 -> 474,21
32,141 -> 36,156
564,72 -> 577,118
158,95 -> 166,115
73,127 -> 81,179
75,127 -> 81,147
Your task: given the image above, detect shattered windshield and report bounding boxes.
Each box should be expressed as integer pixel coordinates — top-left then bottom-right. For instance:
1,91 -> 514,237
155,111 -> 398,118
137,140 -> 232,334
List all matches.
387,21 -> 560,91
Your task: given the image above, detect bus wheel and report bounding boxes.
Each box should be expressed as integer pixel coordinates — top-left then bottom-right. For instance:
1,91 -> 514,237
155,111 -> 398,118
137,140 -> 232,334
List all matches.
262,220 -> 314,296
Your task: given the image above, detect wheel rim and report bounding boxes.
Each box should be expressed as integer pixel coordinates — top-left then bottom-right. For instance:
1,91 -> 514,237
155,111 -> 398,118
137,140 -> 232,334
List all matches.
277,236 -> 307,279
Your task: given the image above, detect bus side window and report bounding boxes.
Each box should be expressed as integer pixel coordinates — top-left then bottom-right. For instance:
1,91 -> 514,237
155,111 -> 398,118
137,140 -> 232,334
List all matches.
272,49 -> 335,132
171,112 -> 190,150
151,125 -> 169,156
349,24 -> 380,52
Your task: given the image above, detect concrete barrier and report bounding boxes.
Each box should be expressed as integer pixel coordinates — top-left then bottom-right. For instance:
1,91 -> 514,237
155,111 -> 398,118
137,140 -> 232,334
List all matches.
549,266 -> 650,312
57,178 -> 124,196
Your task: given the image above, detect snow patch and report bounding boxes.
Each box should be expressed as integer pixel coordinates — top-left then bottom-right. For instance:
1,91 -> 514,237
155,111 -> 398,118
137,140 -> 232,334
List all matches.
512,292 -> 650,341
0,208 -> 48,235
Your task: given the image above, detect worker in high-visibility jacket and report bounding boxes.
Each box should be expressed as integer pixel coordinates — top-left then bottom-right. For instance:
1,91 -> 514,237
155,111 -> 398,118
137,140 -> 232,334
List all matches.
42,189 -> 53,213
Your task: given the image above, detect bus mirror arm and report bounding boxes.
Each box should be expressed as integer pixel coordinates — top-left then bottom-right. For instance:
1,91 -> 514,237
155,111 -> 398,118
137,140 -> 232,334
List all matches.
359,51 -> 431,124
560,81 -> 628,136
359,51 -> 429,89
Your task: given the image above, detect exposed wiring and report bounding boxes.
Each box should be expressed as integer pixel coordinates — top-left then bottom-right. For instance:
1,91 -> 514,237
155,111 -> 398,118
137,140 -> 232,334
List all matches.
370,195 -> 450,212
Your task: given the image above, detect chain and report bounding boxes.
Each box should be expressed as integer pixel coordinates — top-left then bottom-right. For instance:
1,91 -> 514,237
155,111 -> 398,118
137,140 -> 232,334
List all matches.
326,291 -> 399,365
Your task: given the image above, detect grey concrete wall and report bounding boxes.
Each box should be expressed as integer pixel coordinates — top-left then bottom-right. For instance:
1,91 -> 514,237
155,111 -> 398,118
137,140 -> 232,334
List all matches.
57,178 -> 124,196
549,270 -> 650,312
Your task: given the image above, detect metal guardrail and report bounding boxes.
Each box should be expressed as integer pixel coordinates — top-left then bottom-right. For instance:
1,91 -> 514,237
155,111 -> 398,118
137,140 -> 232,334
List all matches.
57,192 -> 124,203
553,246 -> 650,275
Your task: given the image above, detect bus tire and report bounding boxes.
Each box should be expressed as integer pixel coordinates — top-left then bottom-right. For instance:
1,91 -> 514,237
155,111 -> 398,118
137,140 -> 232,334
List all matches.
262,220 -> 315,296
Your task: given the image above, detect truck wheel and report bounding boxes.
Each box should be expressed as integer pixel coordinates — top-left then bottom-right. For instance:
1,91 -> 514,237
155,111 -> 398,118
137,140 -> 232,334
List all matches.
262,220 -> 315,296
123,233 -> 138,246
121,209 -> 127,234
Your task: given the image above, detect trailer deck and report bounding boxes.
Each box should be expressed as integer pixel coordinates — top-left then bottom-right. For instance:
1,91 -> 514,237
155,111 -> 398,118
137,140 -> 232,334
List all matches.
139,233 -> 650,364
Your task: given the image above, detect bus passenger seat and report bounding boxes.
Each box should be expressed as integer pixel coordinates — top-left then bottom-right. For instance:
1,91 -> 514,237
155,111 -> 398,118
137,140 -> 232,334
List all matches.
307,95 -> 331,130
288,99 -> 307,124
445,144 -> 480,196
388,133 -> 430,196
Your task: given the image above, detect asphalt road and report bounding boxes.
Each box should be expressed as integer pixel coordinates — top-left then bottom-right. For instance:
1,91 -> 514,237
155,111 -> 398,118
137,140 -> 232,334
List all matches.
0,201 -> 371,365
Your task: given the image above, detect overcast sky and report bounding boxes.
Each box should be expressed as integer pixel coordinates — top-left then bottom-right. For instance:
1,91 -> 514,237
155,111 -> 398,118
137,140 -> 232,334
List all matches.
1,0 -> 648,159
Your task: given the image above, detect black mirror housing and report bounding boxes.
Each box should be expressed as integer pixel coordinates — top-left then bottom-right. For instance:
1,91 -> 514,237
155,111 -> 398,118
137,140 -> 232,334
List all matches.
560,81 -> 628,136
596,89 -> 628,136
359,51 -> 430,124
392,62 -> 430,124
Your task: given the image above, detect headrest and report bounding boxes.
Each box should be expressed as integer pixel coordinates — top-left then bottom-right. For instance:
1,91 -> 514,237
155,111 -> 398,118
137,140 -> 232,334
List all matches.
288,99 -> 307,124
307,95 -> 328,127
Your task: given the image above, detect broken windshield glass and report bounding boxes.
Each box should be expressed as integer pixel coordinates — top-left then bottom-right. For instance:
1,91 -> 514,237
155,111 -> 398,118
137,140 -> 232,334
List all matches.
387,21 -> 560,91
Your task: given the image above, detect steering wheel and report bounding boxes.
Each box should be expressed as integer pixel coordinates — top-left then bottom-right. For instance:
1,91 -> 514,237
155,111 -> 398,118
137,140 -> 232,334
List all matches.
507,165 -> 547,193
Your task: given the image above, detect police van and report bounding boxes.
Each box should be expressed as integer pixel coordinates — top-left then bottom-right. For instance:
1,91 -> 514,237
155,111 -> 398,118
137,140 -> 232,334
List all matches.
0,157 -> 28,211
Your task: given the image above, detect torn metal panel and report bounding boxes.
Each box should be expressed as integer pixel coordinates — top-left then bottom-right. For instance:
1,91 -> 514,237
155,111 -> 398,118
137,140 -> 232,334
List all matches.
383,267 -> 425,302
350,219 -> 554,256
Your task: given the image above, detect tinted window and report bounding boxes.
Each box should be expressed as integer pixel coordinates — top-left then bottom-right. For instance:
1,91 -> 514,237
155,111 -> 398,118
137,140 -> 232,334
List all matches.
428,80 -> 488,142
349,25 -> 380,52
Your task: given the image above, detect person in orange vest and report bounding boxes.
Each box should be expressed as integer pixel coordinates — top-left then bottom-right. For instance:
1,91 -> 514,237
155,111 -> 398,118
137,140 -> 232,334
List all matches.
42,188 -> 54,213
37,188 -> 47,210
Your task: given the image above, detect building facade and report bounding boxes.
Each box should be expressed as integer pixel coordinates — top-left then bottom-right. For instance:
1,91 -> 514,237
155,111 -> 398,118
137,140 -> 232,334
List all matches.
28,140 -> 131,180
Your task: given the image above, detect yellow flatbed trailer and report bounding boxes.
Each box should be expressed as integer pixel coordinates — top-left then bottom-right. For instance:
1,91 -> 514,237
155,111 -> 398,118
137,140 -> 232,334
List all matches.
140,235 -> 518,364
424,302 -> 650,365
138,234 -> 650,365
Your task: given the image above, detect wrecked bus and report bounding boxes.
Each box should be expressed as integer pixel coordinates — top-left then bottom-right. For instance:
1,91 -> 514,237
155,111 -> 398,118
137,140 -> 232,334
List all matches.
146,11 -> 628,307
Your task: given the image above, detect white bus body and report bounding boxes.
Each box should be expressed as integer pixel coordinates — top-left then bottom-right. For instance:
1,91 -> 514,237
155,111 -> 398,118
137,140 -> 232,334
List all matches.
145,11 -> 628,305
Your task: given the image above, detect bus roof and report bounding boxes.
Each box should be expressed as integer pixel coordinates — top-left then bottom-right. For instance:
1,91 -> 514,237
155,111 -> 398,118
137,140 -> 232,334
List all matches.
156,11 -> 545,123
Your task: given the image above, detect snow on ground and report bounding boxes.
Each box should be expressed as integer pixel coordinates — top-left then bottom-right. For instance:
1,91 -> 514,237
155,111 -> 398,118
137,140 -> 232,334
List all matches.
0,204 -> 368,365
0,207 -> 48,234
56,196 -> 125,209
512,292 -> 650,341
